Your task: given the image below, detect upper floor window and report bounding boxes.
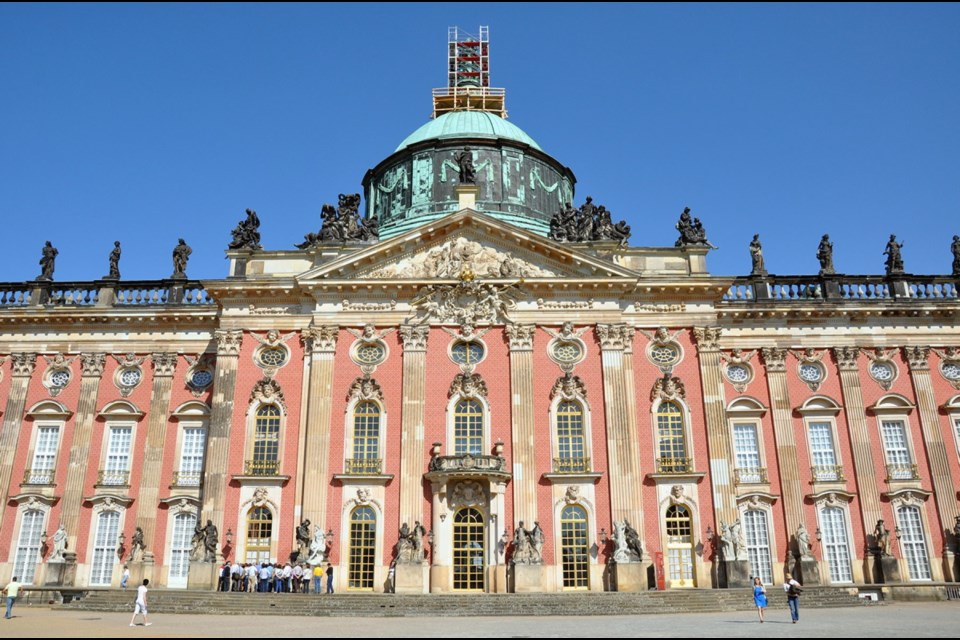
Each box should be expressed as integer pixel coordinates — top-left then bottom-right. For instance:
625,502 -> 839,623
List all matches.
454,399 -> 484,455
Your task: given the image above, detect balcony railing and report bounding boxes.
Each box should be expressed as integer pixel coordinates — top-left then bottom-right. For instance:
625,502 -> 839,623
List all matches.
22,469 -> 55,485
172,471 -> 202,487
243,459 -> 281,476
552,457 -> 591,474
722,274 -> 958,304
886,463 -> 920,482
734,466 -> 769,485
655,457 -> 694,474
811,464 -> 845,483
97,469 -> 130,486
0,279 -> 215,309
344,458 -> 383,475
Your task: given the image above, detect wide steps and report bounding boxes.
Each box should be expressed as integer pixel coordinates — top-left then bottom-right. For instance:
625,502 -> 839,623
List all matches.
62,587 -> 869,617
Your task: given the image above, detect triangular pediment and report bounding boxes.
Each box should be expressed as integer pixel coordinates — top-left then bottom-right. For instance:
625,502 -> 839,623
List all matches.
297,209 -> 639,283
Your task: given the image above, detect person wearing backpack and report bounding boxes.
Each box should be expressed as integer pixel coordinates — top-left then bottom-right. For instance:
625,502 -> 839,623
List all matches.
783,573 -> 803,623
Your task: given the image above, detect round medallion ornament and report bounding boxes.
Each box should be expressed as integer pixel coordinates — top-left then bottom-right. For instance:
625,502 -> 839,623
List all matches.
355,343 -> 387,365
869,361 -> 895,382
49,369 -> 71,388
941,362 -> 960,382
188,369 -> 214,389
798,363 -> 824,383
649,344 -> 681,367
119,368 -> 142,387
726,364 -> 751,384
256,347 -> 287,368
552,341 -> 583,364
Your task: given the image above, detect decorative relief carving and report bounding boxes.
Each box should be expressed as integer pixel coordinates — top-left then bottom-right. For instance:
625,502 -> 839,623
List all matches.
693,327 -> 722,351
596,323 -> 634,350
564,485 -> 581,504
399,325 -> 430,351
80,353 -> 106,378
342,299 -> 398,312
214,329 -> 243,356
813,491 -> 853,508
535,298 -> 596,310
544,322 -> 590,342
248,378 -> 287,415
832,346 -> 860,371
505,323 -> 535,351
409,271 -> 522,325
793,348 -> 827,391
150,353 -> 178,377
932,347 -> 960,389
863,349 -> 898,390
247,304 -> 300,316
550,373 -> 587,401
651,374 -> 686,403
449,372 -> 488,399
252,330 -> 296,348
449,481 -> 485,508
720,349 -> 757,393
302,326 -> 339,354
11,353 -> 37,377
347,324 -> 396,343
368,236 -> 555,279
761,347 -> 787,373
634,303 -> 687,313
346,377 -> 384,403
904,346 -> 931,372
356,487 -> 371,505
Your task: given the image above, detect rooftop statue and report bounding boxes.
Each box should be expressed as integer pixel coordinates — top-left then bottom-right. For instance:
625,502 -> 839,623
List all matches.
228,208 -> 262,251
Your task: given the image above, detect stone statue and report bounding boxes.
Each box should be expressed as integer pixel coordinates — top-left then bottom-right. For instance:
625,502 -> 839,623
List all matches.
952,235 -> 960,278
50,523 -> 67,562
728,518 -> 748,561
675,207 -> 715,248
718,522 -> 734,560
190,521 -> 205,561
455,147 -> 476,184
107,241 -> 121,279
749,234 -> 767,276
307,525 -> 327,565
796,523 -> 814,560
228,208 -> 262,251
129,526 -> 146,562
546,197 -> 632,245
38,241 -> 58,281
511,521 -> 540,565
613,519 -> 643,563
530,521 -> 545,564
396,522 -> 415,563
297,194 -> 378,248
883,234 -> 905,276
172,238 -> 192,279
954,515 -> 960,553
817,234 -> 835,275
201,519 -> 219,563
295,519 -> 311,561
873,519 -> 891,557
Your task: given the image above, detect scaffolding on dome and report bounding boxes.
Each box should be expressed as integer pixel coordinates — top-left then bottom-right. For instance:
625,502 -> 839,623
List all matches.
432,26 -> 506,119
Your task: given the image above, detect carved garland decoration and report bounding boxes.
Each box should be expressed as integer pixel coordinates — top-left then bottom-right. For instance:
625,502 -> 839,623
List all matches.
248,378 -> 287,415
449,372 -> 488,399
551,373 -> 587,402
863,349 -> 898,391
346,376 -> 384,403
651,375 -> 686,403
183,353 -> 214,397
409,274 -> 523,325
640,327 -> 684,374
792,348 -> 827,392
720,349 -> 757,393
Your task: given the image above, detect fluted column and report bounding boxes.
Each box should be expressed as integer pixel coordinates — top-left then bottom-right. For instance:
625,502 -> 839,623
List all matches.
693,328 -> 737,527
905,347 -> 959,545
200,330 -> 242,539
833,348 -> 882,542
761,348 -> 805,549
131,353 -> 178,557
398,325 -> 428,528
299,326 -> 339,527
506,324 -> 537,523
597,324 -> 644,528
0,354 -> 36,533
60,353 -> 106,551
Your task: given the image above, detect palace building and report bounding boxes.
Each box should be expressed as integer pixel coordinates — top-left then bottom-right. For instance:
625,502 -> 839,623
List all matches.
1,27 -> 959,594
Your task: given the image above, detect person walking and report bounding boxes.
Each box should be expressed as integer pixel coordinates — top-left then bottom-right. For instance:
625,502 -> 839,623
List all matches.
3,576 -> 22,619
325,563 -> 334,594
752,577 -> 767,623
783,573 -> 803,624
129,579 -> 152,627
120,565 -> 130,591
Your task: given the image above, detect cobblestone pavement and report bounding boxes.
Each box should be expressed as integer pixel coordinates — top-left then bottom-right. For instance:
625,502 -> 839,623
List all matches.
2,601 -> 957,637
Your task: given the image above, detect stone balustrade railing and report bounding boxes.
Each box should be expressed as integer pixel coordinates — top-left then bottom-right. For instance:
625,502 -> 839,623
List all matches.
0,280 -> 216,308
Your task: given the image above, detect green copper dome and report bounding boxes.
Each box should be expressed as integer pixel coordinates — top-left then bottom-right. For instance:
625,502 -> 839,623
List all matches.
395,111 -> 542,152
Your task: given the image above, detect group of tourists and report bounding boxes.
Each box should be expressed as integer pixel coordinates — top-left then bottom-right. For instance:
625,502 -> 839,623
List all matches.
218,561 -> 334,594
751,573 -> 804,624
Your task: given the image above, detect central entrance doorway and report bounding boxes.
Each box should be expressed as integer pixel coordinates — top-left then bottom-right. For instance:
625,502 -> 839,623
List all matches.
665,504 -> 696,588
453,508 -> 485,591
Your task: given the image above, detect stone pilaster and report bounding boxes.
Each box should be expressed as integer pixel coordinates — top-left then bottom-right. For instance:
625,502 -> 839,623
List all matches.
60,353 -> 106,551
905,347 -> 959,545
596,324 -> 644,528
398,325 -> 429,528
130,354 -> 178,558
0,354 -> 36,533
693,328 -> 737,527
760,348 -> 805,551
833,347 -> 883,555
200,331 -> 242,539
505,323 -> 537,523
298,326 -> 339,527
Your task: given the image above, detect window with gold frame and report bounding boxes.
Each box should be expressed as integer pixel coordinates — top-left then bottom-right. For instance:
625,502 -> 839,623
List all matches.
348,506 -> 377,590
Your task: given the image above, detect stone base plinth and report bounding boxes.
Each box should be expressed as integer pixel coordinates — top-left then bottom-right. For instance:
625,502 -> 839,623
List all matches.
511,564 -> 546,593
612,561 -> 650,592
394,563 -> 428,594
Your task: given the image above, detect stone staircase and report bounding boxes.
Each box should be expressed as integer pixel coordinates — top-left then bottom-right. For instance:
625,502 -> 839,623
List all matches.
61,587 -> 871,618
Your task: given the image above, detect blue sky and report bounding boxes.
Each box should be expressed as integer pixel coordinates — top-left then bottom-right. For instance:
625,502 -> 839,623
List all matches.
2,3 -> 958,282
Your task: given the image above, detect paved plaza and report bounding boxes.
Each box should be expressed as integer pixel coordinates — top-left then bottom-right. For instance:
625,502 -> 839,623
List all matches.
1,601 -> 957,637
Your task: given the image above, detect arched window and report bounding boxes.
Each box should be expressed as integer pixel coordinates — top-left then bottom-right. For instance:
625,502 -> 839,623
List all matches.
245,506 -> 273,564
169,512 -> 197,588
90,510 -> 120,585
560,505 -> 589,590
454,399 -> 484,455
13,510 -> 45,584
250,405 -> 281,475
657,402 -> 689,473
742,509 -> 773,585
819,506 -> 852,583
453,508 -> 485,591
556,401 -> 587,473
349,506 -> 377,590
351,401 -> 381,473
896,506 -> 931,581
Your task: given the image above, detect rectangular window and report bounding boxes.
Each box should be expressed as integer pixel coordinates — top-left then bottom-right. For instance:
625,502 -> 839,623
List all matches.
13,510 -> 45,585
90,510 -> 120,585
742,509 -> 773,585
177,427 -> 206,486
897,506 -> 931,581
732,423 -> 762,482
881,420 -> 913,480
820,507 -> 853,583
103,426 -> 133,485
29,425 -> 61,484
808,421 -> 839,481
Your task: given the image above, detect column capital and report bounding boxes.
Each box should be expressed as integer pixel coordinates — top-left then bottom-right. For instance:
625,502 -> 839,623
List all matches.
214,329 -> 244,356
10,352 -> 37,377
150,353 -> 178,377
833,346 -> 860,371
596,323 -> 634,351
693,327 -> 723,352
399,325 -> 430,352
80,353 -> 106,378
760,347 -> 787,372
505,323 -> 535,351
904,346 -> 931,372
302,326 -> 339,354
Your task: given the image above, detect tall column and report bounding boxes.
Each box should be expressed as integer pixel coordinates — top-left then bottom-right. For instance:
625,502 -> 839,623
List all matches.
200,330 -> 242,539
505,324 -> 537,524
131,353 -> 177,558
693,328 -> 737,527
398,325 -> 428,528
833,348 -> 883,540
760,348 -> 805,548
299,326 -> 339,527
0,354 -> 37,533
596,324 -> 644,527
60,353 -> 106,551
905,347 -> 959,543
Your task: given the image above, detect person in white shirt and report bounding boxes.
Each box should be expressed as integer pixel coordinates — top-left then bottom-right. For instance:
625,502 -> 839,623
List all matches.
129,579 -> 152,627
783,573 -> 803,623
246,564 -> 258,593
